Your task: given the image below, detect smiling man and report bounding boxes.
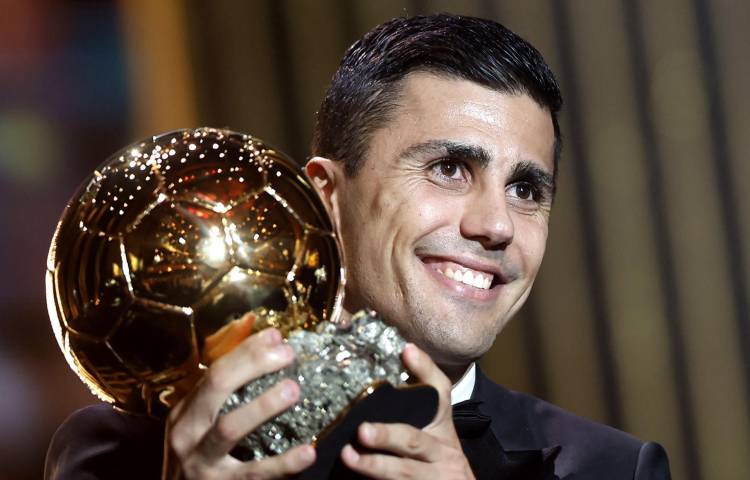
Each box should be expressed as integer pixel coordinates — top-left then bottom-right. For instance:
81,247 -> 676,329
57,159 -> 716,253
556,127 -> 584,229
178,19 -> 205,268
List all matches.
309,76 -> 555,383
46,14 -> 670,480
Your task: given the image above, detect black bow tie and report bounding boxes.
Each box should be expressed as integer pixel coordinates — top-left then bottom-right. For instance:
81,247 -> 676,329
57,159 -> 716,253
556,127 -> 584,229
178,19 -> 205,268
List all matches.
452,400 -> 560,480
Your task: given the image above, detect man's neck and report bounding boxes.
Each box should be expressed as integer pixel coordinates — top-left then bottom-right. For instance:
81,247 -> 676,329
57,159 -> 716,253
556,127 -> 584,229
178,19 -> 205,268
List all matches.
441,362 -> 474,384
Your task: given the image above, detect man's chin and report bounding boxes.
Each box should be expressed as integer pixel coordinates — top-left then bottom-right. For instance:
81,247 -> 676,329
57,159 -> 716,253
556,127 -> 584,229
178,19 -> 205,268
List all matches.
416,333 -> 490,372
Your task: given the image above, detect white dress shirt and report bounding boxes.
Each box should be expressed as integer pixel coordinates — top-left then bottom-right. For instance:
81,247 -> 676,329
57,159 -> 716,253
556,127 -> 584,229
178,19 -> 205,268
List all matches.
450,362 -> 476,405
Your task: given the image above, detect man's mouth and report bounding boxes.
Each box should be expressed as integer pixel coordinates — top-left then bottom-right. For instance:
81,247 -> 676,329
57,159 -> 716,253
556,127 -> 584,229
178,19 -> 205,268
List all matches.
440,265 -> 492,289
420,257 -> 502,292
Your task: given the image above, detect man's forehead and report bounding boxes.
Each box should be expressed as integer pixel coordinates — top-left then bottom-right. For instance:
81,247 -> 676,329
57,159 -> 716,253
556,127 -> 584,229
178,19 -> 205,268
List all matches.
403,75 -> 551,139
356,74 -> 555,175
397,72 -> 536,115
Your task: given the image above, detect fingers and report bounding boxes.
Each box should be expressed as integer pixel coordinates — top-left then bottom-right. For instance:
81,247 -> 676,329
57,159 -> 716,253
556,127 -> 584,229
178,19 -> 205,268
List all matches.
189,329 -> 292,423
202,313 -> 256,364
172,442 -> 315,480
235,444 -> 316,480
356,422 -> 441,462
402,343 -> 453,399
401,343 -> 454,431
195,379 -> 301,460
341,444 -> 424,480
168,328 -> 295,463
166,313 -> 258,410
341,434 -> 473,480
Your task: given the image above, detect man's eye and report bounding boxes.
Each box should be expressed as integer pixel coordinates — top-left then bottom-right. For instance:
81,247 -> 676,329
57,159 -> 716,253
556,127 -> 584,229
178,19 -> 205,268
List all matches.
432,159 -> 467,182
508,182 -> 536,201
440,161 -> 459,178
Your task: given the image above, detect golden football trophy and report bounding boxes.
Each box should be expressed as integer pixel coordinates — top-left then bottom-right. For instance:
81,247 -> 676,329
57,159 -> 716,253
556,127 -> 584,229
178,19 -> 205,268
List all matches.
46,128 -> 437,477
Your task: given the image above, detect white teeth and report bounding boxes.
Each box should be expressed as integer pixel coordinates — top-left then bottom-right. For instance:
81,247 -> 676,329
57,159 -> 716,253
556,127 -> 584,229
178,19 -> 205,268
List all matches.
440,267 -> 492,290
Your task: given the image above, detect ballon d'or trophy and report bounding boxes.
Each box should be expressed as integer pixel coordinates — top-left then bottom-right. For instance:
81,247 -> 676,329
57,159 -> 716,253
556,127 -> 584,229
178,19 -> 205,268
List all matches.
45,128 -> 438,477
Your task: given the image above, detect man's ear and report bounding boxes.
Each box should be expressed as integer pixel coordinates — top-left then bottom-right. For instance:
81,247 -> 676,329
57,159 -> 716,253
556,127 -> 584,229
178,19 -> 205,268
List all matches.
305,156 -> 345,232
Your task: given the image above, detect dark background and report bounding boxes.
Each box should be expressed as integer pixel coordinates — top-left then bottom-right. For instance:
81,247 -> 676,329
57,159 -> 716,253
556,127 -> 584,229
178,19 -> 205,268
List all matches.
1,1 -> 748,479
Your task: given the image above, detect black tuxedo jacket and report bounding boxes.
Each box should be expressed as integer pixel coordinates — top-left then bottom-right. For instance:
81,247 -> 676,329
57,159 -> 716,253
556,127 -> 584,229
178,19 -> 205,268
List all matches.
470,368 -> 670,479
45,369 -> 670,479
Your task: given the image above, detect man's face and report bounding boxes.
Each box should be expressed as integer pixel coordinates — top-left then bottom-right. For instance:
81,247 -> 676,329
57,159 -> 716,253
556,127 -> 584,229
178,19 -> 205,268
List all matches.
317,72 -> 555,371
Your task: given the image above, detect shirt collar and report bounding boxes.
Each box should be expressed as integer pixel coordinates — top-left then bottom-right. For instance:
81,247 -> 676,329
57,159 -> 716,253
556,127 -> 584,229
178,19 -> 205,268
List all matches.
450,362 -> 476,405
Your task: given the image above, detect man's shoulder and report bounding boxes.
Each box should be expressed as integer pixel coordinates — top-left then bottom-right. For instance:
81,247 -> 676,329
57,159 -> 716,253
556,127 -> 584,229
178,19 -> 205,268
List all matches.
515,386 -> 642,449
474,371 -> 638,447
52,403 -> 165,442
524,390 -> 643,442
45,404 -> 164,480
474,371 -> 670,479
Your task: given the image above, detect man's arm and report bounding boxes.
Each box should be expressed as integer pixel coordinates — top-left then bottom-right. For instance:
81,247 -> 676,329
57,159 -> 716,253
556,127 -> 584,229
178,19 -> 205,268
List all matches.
45,405 -> 164,480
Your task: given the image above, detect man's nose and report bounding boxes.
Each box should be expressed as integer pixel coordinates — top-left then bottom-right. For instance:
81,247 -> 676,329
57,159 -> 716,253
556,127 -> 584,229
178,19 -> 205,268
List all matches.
459,188 -> 514,250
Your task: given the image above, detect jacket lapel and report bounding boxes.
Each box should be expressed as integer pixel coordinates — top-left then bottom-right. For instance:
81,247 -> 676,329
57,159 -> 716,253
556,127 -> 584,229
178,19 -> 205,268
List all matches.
469,366 -> 561,479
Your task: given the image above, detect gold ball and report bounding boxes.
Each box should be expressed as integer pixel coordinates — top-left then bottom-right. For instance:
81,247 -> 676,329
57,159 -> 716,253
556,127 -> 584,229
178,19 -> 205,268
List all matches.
45,128 -> 344,415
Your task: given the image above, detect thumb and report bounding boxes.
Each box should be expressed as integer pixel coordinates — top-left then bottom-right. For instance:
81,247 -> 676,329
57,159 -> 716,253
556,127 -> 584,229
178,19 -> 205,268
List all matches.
401,343 -> 457,437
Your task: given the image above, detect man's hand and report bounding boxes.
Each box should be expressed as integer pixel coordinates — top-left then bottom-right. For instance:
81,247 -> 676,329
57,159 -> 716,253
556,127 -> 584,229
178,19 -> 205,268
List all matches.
340,344 -> 475,479
164,315 -> 316,479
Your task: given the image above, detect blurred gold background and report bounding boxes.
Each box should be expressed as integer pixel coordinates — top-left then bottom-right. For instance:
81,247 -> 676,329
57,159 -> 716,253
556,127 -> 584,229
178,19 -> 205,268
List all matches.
1,1 -> 748,479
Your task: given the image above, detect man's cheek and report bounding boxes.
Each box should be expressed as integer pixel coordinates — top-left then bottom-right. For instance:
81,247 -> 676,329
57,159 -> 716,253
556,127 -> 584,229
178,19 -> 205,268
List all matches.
412,191 -> 462,228
516,219 -> 548,263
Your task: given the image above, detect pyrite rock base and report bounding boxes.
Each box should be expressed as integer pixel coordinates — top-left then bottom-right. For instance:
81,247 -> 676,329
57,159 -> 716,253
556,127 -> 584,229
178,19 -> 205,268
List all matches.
295,382 -> 439,480
223,311 -> 419,460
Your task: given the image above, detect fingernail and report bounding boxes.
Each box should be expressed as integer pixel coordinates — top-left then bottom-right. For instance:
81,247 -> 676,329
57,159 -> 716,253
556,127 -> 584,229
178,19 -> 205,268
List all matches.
343,444 -> 359,462
360,422 -> 373,442
300,445 -> 315,462
281,380 -> 298,401
264,328 -> 281,345
268,344 -> 290,362
275,344 -> 293,360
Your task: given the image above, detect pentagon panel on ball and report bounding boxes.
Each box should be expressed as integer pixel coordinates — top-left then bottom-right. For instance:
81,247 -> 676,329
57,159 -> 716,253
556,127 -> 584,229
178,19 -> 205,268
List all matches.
46,127 -> 345,416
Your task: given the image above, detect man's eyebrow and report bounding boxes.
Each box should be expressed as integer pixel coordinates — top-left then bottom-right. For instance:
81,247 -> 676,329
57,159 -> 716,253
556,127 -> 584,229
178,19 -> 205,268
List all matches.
399,140 -> 492,168
509,160 -> 556,192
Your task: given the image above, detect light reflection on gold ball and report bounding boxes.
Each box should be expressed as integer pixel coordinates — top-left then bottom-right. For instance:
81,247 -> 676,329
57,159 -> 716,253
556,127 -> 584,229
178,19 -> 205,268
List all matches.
45,128 -> 344,416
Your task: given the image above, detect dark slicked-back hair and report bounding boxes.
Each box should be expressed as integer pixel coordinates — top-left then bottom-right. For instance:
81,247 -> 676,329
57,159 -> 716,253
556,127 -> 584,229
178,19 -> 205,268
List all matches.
312,13 -> 563,177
